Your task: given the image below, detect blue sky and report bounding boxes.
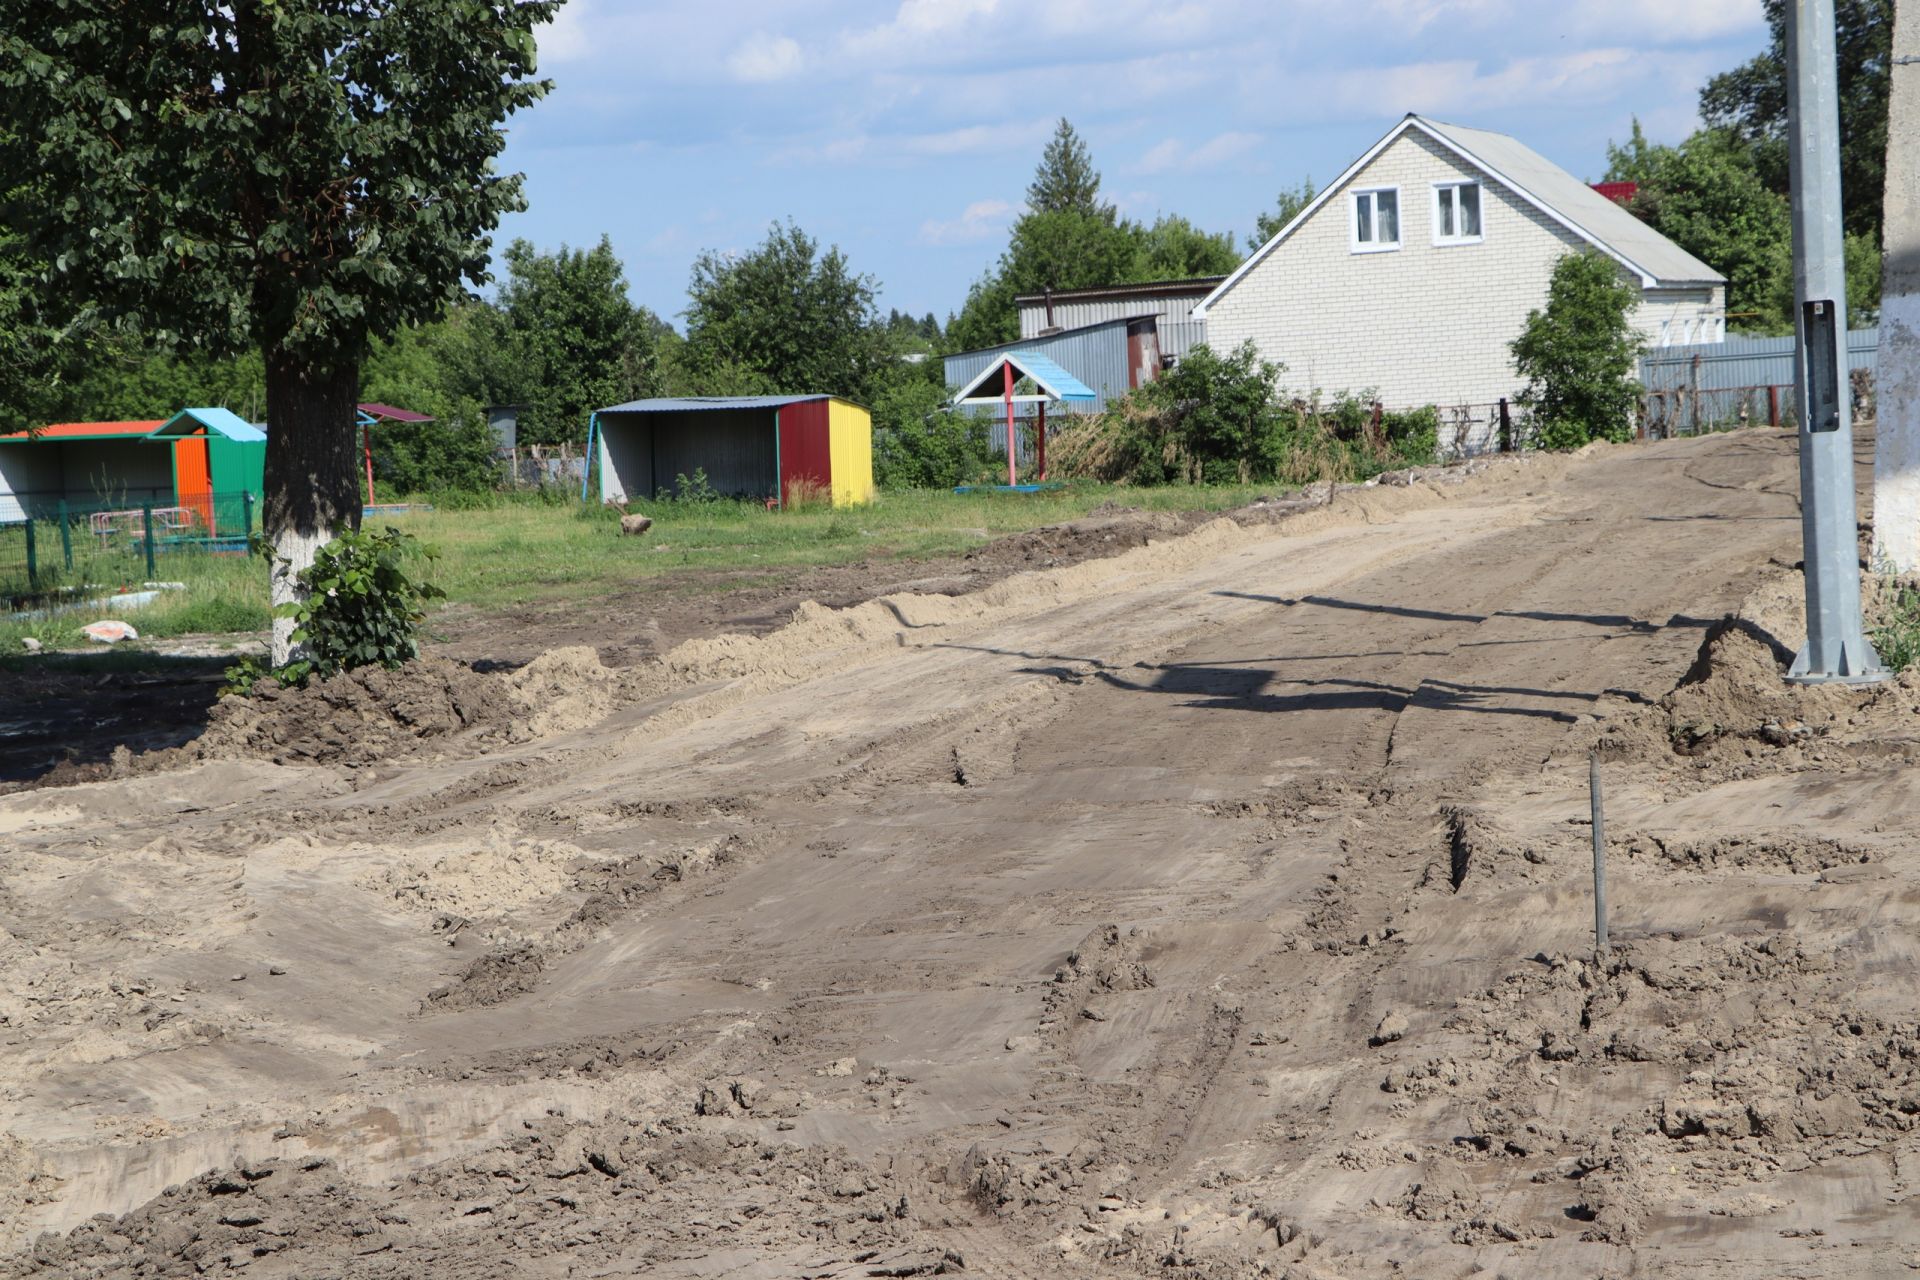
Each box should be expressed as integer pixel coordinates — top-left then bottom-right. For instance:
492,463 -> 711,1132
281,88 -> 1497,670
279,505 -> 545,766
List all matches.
498,0 -> 1770,327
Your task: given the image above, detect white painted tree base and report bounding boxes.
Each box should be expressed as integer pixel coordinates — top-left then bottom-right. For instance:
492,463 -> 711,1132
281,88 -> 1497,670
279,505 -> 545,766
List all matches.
268,523 -> 332,667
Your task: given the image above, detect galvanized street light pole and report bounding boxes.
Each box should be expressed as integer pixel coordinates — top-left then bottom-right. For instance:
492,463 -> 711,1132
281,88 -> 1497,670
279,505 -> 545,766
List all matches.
1785,0 -> 1888,684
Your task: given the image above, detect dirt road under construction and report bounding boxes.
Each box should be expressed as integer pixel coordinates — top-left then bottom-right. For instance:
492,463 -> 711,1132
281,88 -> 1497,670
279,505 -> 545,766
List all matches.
5,428 -> 1920,1278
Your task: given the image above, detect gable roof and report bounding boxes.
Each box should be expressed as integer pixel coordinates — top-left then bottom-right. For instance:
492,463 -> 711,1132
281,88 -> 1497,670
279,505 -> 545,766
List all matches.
1194,114 -> 1723,319
153,407 -> 266,442
950,352 -> 1098,405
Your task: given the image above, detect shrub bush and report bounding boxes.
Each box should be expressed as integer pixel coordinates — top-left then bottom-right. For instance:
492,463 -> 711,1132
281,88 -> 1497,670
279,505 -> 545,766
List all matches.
1510,251 -> 1645,448
1049,343 -> 1440,486
226,527 -> 443,693
874,409 -> 1002,489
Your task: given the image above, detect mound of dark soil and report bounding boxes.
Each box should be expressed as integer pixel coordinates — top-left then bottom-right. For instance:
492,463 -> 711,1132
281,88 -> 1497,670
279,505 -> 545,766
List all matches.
186,658 -> 521,767
963,510 -> 1205,571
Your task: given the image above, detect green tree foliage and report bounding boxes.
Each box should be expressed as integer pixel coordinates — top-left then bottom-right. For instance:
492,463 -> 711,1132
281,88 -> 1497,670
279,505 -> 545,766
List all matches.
0,225 -> 77,432
871,368 -> 999,489
1027,119 -> 1108,216
1510,253 -> 1645,448
1699,0 -> 1890,241
1252,179 -> 1318,246
948,123 -> 1241,350
1606,125 -> 1795,331
62,342 -> 268,423
1138,216 -> 1239,280
0,0 -> 559,664
681,222 -> 886,398
462,237 -> 663,445
359,316 -> 499,495
1607,122 -> 1882,331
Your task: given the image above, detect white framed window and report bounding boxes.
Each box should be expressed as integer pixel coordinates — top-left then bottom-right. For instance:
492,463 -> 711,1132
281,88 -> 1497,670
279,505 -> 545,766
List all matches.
1351,186 -> 1400,253
1431,180 -> 1483,245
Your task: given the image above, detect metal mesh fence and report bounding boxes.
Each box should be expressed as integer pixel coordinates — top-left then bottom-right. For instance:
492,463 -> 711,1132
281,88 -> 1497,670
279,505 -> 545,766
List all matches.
0,490 -> 257,605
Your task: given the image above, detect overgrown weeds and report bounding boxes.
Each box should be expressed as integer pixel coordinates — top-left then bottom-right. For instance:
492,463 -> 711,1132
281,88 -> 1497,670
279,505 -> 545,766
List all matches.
1049,341 -> 1439,487
1871,580 -> 1920,673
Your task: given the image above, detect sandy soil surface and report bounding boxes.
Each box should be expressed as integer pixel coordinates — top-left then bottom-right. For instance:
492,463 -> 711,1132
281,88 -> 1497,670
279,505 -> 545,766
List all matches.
0,501 -> 1255,790
5,429 -> 1919,1278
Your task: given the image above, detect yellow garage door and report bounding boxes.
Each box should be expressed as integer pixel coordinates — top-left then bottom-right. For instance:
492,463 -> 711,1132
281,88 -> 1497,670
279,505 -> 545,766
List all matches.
827,399 -> 874,506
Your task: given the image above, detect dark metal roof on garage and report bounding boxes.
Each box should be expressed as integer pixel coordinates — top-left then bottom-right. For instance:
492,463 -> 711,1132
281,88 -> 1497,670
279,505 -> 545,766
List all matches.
596,395 -> 865,414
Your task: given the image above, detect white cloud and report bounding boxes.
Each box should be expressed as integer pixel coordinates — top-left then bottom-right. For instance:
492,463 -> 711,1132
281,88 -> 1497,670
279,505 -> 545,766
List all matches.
919,198 -> 1021,246
727,32 -> 804,83
843,0 -> 1001,61
1134,130 -> 1262,174
777,119 -> 1053,166
1563,0 -> 1760,41
1267,46 -> 1718,124
537,0 -> 594,64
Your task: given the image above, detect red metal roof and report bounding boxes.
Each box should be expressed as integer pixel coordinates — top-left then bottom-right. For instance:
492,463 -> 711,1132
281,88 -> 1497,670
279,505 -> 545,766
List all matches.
1590,181 -> 1638,206
357,402 -> 434,423
0,420 -> 166,442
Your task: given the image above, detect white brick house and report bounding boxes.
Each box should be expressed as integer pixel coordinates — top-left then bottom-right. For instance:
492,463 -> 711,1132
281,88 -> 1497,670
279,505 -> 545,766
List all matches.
1193,114 -> 1726,442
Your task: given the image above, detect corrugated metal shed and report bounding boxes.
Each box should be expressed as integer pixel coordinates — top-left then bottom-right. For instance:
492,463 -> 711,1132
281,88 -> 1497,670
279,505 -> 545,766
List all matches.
596,394 -> 850,414
945,317 -> 1142,415
1016,278 -> 1221,361
593,395 -> 872,507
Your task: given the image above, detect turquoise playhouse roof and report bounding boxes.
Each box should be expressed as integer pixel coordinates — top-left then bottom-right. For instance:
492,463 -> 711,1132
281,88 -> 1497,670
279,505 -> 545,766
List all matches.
153,407 -> 267,442
950,351 -> 1097,406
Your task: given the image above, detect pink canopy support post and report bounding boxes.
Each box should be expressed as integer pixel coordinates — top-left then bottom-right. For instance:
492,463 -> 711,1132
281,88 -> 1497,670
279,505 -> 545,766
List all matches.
1004,361 -> 1017,487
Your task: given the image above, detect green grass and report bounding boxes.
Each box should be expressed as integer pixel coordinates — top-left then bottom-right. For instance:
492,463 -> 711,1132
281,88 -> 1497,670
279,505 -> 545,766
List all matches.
0,550 -> 270,657
0,481 -> 1287,654
387,482 -> 1284,613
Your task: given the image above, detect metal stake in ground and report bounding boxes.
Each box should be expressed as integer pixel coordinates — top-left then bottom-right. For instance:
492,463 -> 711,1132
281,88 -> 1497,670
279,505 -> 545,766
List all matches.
1785,0 -> 1888,684
1590,753 -> 1609,958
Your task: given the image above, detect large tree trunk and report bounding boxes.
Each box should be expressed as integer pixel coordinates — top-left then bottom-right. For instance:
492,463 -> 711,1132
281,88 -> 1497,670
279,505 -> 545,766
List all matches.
262,350 -> 361,667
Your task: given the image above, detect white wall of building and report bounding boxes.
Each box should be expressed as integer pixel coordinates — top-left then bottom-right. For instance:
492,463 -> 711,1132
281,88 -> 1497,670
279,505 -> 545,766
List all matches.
1205,130 -> 1726,418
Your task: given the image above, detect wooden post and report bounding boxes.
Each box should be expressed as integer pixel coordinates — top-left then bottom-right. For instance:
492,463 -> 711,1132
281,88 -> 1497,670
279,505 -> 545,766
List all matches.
1768,384 -> 1781,427
23,511 -> 36,591
1037,401 -> 1048,482
1498,398 -> 1512,452
1369,400 -> 1383,452
1689,353 -> 1702,435
1004,361 -> 1017,487
57,498 -> 72,569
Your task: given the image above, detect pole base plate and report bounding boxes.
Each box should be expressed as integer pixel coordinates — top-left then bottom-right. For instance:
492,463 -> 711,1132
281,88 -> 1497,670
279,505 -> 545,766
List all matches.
1786,637 -> 1892,685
